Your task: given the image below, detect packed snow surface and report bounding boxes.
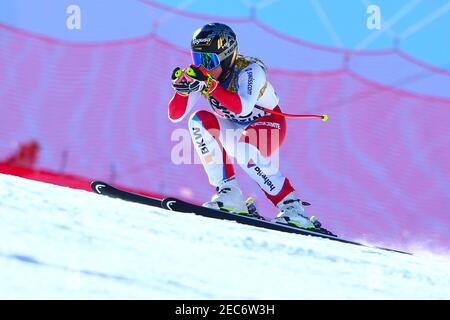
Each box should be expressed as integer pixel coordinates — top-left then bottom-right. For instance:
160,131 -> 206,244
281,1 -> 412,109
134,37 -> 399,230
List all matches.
0,174 -> 449,299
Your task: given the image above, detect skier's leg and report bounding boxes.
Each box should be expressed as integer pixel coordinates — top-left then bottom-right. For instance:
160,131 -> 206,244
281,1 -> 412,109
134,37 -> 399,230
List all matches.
233,109 -> 294,205
188,110 -> 248,214
227,107 -> 318,228
189,110 -> 235,185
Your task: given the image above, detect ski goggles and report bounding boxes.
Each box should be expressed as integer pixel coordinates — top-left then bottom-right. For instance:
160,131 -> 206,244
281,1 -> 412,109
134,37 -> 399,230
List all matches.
191,51 -> 220,70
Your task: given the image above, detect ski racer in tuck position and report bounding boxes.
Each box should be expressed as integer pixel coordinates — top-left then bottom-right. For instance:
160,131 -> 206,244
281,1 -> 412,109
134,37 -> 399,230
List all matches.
168,23 -> 322,230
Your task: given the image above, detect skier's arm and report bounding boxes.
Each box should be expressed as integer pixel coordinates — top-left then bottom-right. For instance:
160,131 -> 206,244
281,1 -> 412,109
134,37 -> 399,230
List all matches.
168,91 -> 200,123
168,66 -> 201,123
209,63 -> 267,115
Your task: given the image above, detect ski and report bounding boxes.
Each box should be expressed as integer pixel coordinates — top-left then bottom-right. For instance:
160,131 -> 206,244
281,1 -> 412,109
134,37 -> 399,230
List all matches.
161,197 -> 411,255
91,181 -> 411,255
91,180 -> 162,207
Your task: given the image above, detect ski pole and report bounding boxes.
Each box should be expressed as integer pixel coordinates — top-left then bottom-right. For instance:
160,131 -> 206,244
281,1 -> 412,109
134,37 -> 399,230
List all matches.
255,106 -> 328,122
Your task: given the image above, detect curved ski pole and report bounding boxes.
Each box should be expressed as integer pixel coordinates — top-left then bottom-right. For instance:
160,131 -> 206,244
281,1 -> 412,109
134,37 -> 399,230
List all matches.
255,105 -> 328,122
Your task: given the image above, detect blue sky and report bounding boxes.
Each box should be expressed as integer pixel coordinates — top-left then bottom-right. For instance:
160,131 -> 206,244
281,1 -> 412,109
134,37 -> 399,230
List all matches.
0,0 -> 448,70
160,0 -> 450,70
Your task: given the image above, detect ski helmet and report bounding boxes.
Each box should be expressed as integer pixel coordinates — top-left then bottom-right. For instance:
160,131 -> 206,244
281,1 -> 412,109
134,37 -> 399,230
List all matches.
191,23 -> 238,79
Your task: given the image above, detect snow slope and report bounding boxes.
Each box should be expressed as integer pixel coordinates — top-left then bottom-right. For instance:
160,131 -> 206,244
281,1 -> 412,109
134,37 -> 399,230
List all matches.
0,173 -> 449,299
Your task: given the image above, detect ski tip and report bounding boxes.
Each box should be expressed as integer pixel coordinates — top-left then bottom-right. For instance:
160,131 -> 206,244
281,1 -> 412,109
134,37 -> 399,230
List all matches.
322,114 -> 328,122
90,180 -> 107,194
162,197 -> 178,211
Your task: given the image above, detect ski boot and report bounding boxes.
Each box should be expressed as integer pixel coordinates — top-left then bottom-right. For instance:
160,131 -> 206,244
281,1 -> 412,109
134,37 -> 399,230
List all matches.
203,177 -> 249,215
272,192 -> 321,229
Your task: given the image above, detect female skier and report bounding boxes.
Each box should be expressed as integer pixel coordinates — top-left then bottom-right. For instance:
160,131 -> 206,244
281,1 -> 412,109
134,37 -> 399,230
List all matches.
168,23 -> 321,230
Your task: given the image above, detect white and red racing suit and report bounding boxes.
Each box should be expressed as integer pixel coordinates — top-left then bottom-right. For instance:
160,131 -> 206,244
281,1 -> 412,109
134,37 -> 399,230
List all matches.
168,55 -> 296,206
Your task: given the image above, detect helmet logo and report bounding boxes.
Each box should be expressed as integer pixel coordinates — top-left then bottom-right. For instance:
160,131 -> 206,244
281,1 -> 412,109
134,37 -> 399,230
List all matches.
217,33 -> 224,49
193,38 -> 212,46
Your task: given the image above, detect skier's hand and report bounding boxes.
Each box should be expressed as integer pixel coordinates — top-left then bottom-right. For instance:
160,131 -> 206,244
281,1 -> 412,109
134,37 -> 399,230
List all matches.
185,65 -> 218,95
171,67 -> 203,96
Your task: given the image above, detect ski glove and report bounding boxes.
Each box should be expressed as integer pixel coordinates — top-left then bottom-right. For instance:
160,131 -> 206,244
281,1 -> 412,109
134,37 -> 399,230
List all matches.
184,65 -> 219,95
171,67 -> 203,96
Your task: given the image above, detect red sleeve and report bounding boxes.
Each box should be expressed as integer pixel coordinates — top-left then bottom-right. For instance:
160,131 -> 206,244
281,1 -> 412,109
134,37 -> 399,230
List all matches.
168,92 -> 189,122
210,85 -> 243,114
